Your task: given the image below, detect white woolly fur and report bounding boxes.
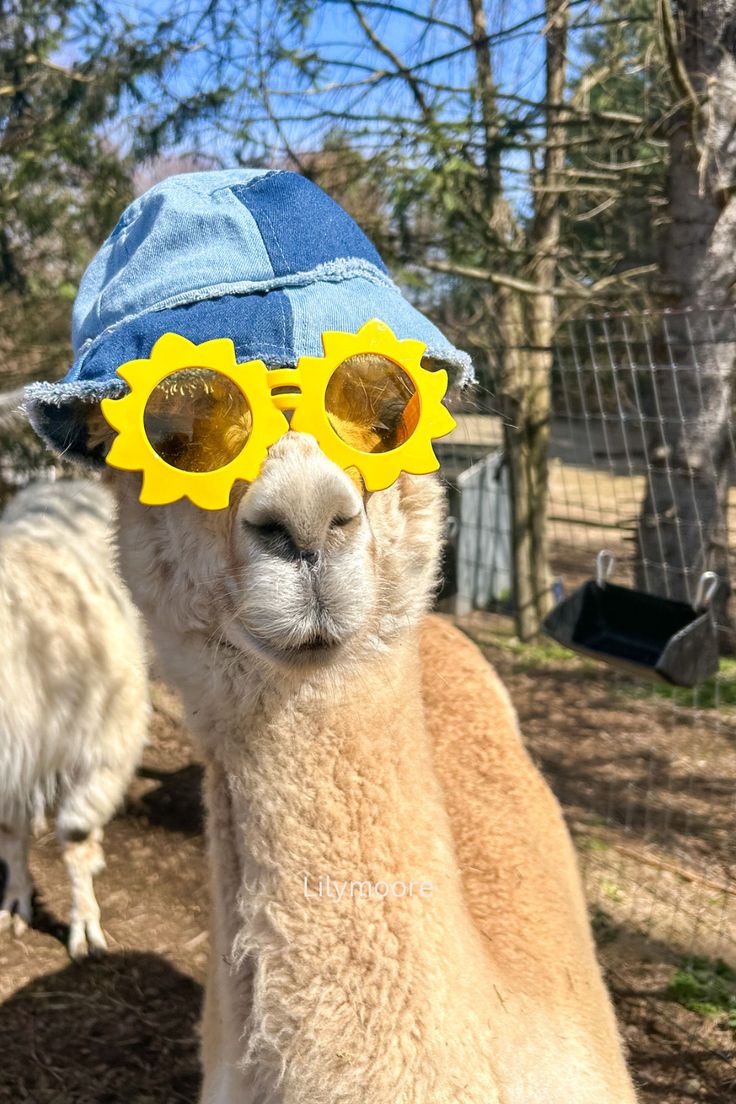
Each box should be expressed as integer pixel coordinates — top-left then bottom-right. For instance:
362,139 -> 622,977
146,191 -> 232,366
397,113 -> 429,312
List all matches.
0,479 -> 150,958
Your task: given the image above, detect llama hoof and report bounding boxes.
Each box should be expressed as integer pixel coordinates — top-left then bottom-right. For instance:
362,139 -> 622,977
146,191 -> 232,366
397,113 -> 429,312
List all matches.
0,890 -> 32,937
68,918 -> 108,960
11,911 -> 28,937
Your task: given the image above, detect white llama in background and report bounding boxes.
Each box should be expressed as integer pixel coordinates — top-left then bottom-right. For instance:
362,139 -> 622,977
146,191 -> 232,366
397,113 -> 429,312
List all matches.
0,479 -> 150,958
105,423 -> 638,1104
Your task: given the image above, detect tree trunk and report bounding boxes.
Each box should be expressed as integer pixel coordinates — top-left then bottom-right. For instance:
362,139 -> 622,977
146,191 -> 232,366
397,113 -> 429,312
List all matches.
637,0 -> 736,639
497,0 -> 567,639
494,288 -> 532,636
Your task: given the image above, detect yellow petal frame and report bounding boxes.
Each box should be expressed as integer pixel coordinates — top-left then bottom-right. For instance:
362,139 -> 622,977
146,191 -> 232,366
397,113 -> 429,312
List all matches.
290,320 -> 456,492
100,333 -> 288,509
100,320 -> 457,509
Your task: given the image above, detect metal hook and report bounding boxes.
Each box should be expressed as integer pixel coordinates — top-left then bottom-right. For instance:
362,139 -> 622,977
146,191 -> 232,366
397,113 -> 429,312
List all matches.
596,549 -> 615,588
694,571 -> 718,610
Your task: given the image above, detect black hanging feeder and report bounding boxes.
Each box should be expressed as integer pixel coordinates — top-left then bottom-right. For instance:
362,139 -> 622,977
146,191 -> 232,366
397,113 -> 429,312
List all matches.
542,551 -> 719,688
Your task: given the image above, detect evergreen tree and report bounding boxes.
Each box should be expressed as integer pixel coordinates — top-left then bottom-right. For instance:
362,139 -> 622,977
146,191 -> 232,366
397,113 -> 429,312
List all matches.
0,0 -> 180,384
562,0 -> 667,306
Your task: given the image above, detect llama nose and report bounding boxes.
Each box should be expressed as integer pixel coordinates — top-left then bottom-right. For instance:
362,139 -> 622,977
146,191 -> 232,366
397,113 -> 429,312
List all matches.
244,517 -> 356,565
238,433 -> 364,557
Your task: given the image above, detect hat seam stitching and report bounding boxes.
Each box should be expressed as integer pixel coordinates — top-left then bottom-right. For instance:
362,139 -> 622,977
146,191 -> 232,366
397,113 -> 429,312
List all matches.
209,169 -> 284,198
106,172 -> 281,246
73,260 -> 399,365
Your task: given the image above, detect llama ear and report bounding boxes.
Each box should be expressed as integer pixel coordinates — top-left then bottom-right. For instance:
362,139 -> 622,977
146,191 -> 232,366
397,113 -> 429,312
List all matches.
397,469 -> 444,511
84,405 -> 117,460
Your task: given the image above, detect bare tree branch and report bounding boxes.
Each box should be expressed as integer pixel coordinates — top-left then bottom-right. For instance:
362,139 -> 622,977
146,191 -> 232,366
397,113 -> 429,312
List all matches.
347,2 -> 433,125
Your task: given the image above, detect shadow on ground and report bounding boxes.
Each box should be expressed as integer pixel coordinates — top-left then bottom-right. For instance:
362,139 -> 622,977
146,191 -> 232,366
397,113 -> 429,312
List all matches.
463,622 -> 736,870
0,951 -> 202,1104
134,763 -> 205,835
602,918 -> 736,1103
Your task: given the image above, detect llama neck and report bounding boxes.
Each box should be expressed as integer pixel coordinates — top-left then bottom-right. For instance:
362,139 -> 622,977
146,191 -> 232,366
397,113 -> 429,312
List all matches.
206,630 -> 501,1103
223,632 -> 454,894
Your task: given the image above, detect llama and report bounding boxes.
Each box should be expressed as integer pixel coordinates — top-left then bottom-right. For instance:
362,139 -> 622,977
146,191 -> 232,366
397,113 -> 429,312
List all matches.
104,432 -> 638,1103
0,479 -> 149,958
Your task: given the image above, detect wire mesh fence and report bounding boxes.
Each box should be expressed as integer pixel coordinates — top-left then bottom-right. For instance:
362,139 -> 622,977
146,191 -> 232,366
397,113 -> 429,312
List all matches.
0,307 -> 734,1097
439,307 -> 736,1101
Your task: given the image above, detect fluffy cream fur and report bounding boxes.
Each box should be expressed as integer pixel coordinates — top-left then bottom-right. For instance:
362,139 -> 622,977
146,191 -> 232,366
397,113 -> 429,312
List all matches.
0,479 -> 150,958
107,431 -> 637,1103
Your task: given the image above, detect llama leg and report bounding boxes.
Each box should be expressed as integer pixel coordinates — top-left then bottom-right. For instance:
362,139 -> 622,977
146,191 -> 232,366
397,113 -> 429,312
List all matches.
56,755 -> 132,959
0,817 -> 33,936
30,785 -> 48,838
58,825 -> 107,959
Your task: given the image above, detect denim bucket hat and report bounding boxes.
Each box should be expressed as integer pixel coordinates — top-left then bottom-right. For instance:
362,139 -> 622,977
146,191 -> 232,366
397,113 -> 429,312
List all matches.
25,168 -> 472,461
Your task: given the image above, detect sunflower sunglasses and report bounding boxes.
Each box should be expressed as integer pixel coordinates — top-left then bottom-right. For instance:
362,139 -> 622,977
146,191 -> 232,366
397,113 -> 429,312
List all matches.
100,319 -> 457,510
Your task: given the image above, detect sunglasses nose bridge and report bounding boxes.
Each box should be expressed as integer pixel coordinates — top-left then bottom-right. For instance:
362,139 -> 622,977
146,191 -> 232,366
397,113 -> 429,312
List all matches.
266,366 -> 303,413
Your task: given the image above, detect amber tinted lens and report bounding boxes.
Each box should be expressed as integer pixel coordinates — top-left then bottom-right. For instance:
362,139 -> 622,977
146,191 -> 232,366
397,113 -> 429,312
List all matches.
143,368 -> 252,473
324,354 -> 419,454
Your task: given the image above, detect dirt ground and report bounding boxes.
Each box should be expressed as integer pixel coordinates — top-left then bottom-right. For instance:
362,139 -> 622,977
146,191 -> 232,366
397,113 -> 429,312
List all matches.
461,612 -> 736,1104
1,620 -> 734,1103
0,681 -> 206,1104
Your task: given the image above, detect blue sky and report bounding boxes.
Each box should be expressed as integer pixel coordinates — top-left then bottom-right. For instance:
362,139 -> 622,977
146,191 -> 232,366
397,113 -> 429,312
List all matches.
100,1 -> 597,212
